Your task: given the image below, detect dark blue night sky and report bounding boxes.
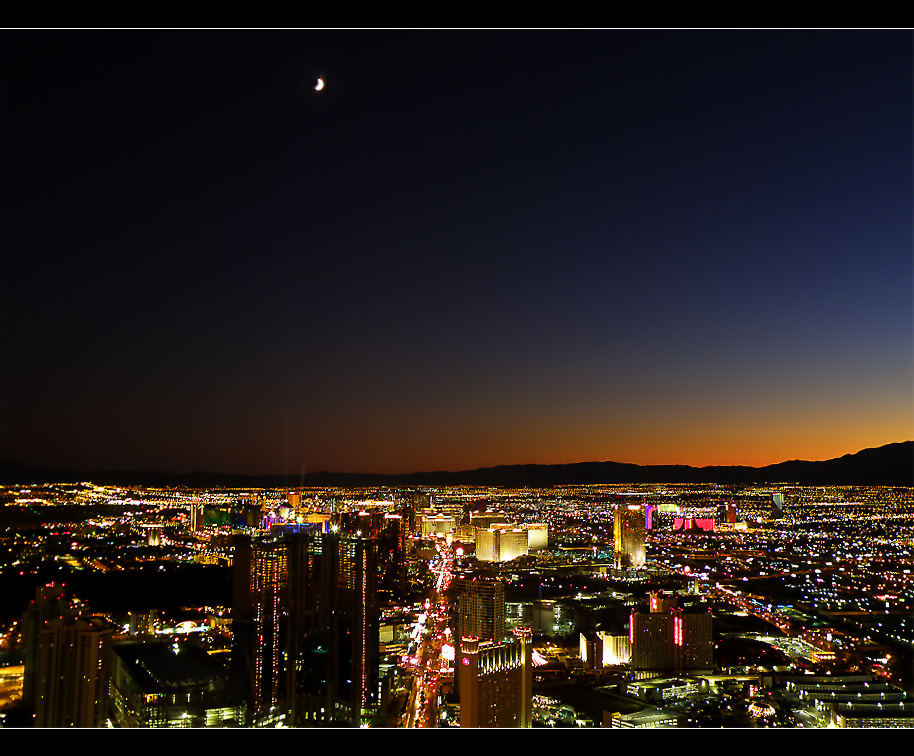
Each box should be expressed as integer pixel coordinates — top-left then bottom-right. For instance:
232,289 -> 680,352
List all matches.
2,30 -> 911,475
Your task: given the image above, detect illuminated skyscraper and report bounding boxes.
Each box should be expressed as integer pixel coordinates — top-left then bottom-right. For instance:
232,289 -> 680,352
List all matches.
190,500 -> 205,531
231,532 -> 289,725
614,505 -> 646,569
771,493 -> 785,517
453,575 -> 506,696
340,509 -> 409,601
286,529 -> 379,727
458,628 -> 532,728
455,576 -> 506,644
475,527 -> 528,563
232,527 -> 379,727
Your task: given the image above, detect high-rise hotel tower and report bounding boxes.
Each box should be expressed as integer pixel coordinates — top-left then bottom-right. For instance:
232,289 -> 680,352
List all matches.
232,528 -> 379,727
459,627 -> 533,728
231,532 -> 289,724
630,593 -> 713,672
286,528 -> 379,726
614,504 -> 646,569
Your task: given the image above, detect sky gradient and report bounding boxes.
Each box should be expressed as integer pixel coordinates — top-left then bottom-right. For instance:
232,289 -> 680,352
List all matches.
1,30 -> 911,476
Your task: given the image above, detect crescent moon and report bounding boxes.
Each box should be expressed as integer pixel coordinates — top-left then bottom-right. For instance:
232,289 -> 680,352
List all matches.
315,78 -> 324,91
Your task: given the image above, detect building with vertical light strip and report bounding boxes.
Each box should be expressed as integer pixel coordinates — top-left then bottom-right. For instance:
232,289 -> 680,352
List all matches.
286,529 -> 378,727
630,593 -> 713,672
231,532 -> 289,725
233,527 -> 379,727
190,501 -> 204,531
459,628 -> 532,728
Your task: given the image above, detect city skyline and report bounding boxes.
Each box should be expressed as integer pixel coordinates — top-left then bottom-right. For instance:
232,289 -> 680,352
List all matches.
2,30 -> 911,476
2,479 -> 912,728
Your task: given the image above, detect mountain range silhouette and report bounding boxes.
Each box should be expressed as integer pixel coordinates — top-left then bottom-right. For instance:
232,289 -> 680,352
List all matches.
2,442 -> 911,488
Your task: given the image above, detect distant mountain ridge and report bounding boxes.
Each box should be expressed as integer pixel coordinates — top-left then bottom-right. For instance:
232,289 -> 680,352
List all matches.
1,442 -> 911,488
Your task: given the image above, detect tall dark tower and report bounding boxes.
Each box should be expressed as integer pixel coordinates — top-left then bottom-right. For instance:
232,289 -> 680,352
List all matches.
630,595 -> 713,672
401,496 -> 417,535
232,526 -> 380,727
286,529 -> 379,727
369,512 -> 409,602
21,583 -> 69,712
231,532 -> 289,726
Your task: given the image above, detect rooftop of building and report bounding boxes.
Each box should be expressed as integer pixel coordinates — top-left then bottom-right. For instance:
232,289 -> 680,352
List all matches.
112,640 -> 236,694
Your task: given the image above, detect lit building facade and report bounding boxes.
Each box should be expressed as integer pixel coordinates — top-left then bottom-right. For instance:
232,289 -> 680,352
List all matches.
455,577 -> 506,644
601,633 -> 632,666
476,527 -> 528,563
672,506 -> 717,533
579,631 -> 631,667
422,513 -> 456,536
524,523 -> 548,551
459,628 -> 532,728
614,505 -> 645,569
231,532 -> 288,724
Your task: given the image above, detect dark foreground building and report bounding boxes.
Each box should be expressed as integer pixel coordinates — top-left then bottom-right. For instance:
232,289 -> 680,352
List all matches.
630,593 -> 714,673
34,615 -> 115,727
232,528 -> 380,726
